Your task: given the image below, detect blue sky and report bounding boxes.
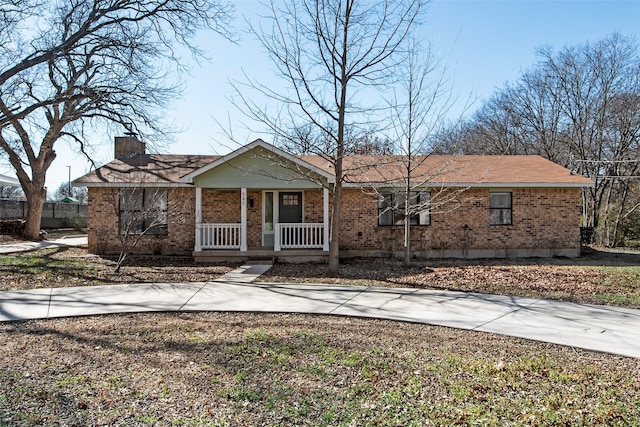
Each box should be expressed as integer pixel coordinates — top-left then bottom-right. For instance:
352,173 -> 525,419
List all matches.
4,0 -> 640,194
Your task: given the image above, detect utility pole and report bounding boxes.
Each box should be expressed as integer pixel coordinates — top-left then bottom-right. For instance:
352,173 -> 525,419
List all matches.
67,166 -> 71,196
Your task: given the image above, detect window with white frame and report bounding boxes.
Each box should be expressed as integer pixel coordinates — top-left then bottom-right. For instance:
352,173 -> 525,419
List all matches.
378,191 -> 430,226
489,192 -> 512,225
119,188 -> 168,234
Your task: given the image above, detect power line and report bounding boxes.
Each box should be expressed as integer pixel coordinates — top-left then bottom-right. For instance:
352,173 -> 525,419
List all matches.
574,159 -> 640,164
597,175 -> 640,180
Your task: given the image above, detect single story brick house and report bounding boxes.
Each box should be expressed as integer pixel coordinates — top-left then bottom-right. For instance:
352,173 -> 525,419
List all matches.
73,136 -> 594,261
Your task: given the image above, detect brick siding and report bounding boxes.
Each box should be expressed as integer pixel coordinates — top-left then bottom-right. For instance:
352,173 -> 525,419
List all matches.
247,191 -> 262,247
87,187 -> 196,255
201,189 -> 264,247
87,186 -> 581,257
303,189 -> 324,223
335,187 -> 581,256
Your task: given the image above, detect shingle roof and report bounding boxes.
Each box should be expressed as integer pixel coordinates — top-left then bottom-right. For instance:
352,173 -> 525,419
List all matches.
303,155 -> 594,187
74,152 -> 593,188
73,154 -> 220,186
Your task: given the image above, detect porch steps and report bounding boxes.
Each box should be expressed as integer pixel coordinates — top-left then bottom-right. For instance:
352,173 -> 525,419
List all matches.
213,264 -> 272,284
245,257 -> 276,265
193,249 -> 328,264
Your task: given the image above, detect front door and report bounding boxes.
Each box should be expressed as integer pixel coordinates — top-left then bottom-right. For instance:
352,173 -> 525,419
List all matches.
262,191 -> 303,248
279,192 -> 303,223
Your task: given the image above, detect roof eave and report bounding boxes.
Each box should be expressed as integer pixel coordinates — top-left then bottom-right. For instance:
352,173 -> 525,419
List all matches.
73,181 -> 193,188
344,181 -> 595,189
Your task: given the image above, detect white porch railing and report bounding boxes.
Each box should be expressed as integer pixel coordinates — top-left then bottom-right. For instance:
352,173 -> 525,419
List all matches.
198,222 -> 325,251
199,223 -> 241,249
278,223 -> 324,249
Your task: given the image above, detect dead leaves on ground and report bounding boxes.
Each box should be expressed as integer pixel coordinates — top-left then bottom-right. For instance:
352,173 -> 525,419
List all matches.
265,258 -> 640,308
2,246 -> 639,308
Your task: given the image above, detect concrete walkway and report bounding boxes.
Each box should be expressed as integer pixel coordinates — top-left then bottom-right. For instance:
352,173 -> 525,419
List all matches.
1,264 -> 639,359
0,235 -> 88,254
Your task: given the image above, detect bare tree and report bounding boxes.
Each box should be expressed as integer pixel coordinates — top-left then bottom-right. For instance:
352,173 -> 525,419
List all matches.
537,35 -> 640,239
607,94 -> 640,245
382,38 -> 468,265
0,185 -> 23,200
232,0 -> 422,273
467,87 -> 525,156
461,67 -> 566,163
52,182 -> 87,203
450,33 -> 640,244
0,0 -> 233,240
615,181 -> 640,245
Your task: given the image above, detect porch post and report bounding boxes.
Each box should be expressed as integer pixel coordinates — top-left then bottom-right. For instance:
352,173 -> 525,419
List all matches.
240,187 -> 248,252
274,191 -> 281,251
323,187 -> 329,251
195,187 -> 202,252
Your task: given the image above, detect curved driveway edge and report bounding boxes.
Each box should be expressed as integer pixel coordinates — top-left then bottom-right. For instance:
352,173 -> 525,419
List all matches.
1,280 -> 639,360
0,235 -> 88,254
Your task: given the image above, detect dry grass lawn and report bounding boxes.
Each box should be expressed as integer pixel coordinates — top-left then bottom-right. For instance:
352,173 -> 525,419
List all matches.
2,313 -> 639,426
1,243 -> 640,425
3,245 -> 639,308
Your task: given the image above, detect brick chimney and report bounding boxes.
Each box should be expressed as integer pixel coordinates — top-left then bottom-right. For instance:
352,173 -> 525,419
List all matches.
114,133 -> 145,159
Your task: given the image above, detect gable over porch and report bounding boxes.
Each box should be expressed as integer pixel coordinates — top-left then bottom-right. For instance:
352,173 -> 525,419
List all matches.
179,140 -> 333,261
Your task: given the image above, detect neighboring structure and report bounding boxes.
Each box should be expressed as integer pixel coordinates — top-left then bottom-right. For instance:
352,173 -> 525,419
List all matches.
1,173 -> 87,228
74,137 -> 594,261
0,173 -> 19,187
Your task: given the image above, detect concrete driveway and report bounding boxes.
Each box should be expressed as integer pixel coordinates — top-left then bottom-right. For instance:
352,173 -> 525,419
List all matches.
0,235 -> 88,254
1,264 -> 639,359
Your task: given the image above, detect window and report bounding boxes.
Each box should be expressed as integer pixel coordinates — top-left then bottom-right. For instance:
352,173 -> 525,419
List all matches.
378,191 -> 430,226
264,192 -> 274,232
119,188 -> 168,234
489,192 -> 512,225
282,193 -> 299,206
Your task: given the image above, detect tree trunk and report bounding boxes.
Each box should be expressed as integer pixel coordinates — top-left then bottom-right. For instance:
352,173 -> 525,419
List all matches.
114,250 -> 127,273
327,180 -> 342,275
403,216 -> 411,266
601,183 -> 614,246
327,10 -> 349,276
403,187 -> 411,266
22,183 -> 46,241
611,182 -> 630,247
7,133 -> 57,241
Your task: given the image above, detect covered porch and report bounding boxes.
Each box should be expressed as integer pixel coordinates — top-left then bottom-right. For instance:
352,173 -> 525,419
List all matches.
193,187 -> 330,262
179,139 -> 335,263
